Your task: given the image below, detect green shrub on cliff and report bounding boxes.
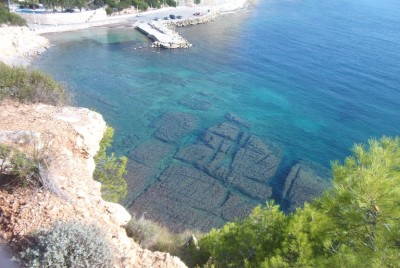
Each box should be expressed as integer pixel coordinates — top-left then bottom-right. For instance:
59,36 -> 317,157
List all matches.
17,221 -> 115,268
125,215 -> 203,267
94,126 -> 128,203
131,0 -> 148,10
105,6 -> 113,15
198,137 -> 400,267
126,215 -> 175,250
165,0 -> 176,7
0,3 -> 26,26
0,144 -> 43,188
0,63 -> 69,106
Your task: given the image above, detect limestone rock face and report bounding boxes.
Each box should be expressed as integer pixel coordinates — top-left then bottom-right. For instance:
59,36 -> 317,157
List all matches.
0,101 -> 186,268
0,26 -> 50,66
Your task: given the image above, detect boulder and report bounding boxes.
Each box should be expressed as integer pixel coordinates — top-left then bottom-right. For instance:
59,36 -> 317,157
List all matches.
224,113 -> 250,128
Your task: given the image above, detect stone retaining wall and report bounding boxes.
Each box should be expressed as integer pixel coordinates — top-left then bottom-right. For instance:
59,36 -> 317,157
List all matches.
19,9 -> 107,25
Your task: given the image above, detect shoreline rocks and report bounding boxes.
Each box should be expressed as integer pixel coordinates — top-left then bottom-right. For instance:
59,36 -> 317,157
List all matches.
140,10 -> 220,49
0,101 -> 187,268
0,26 -> 50,66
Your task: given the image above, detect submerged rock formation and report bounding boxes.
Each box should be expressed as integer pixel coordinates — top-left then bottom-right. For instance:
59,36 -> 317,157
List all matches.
152,112 -> 197,143
282,163 -> 331,212
127,112 -> 281,232
0,101 -> 186,268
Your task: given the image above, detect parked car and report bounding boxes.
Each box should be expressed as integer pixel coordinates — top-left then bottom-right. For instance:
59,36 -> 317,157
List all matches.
177,15 -> 183,19
169,14 -> 175,19
164,16 -> 169,20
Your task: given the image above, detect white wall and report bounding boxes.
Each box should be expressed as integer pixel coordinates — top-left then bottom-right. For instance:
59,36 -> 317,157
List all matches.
19,9 -> 107,25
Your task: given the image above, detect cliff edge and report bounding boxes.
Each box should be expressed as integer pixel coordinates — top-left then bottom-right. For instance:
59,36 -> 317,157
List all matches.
0,26 -> 49,67
0,101 -> 186,268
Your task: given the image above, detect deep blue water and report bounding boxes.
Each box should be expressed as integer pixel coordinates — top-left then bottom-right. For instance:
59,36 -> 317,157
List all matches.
34,0 -> 400,204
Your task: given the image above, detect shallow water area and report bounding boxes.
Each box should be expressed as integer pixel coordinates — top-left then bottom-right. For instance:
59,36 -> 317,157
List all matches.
33,0 -> 400,231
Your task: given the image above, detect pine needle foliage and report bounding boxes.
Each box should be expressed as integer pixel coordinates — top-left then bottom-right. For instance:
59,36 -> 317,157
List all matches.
0,144 -> 41,188
198,137 -> 400,268
94,126 -> 128,203
0,3 -> 26,26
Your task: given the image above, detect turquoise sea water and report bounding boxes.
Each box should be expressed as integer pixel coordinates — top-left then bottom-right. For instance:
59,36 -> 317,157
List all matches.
34,0 -> 400,223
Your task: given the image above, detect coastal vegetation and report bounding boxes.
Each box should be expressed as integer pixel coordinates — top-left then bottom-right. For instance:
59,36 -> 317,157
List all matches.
0,144 -> 42,188
0,63 -> 127,203
196,137 -> 400,267
94,125 -> 128,203
42,0 -> 87,11
104,0 -> 176,13
105,0 -> 148,11
0,63 -> 68,106
0,2 -> 25,25
1,64 -> 398,266
125,215 -> 203,267
20,0 -> 178,13
17,221 -> 115,267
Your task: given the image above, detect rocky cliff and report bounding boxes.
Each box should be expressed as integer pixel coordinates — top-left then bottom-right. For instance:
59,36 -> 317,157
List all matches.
0,26 -> 49,67
0,101 -> 186,268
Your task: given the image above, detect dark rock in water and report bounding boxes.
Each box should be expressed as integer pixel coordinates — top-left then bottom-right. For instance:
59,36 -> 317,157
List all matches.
208,122 -> 240,141
198,91 -> 211,96
202,131 -> 230,151
129,165 -> 227,232
178,96 -> 212,110
128,120 -> 281,232
152,112 -> 196,143
123,160 -> 154,207
227,174 -> 273,201
175,123 -> 280,199
175,144 -> 215,171
123,139 -> 175,207
221,193 -> 257,222
282,163 -> 331,211
224,113 -> 250,128
128,139 -> 175,166
230,135 -> 280,182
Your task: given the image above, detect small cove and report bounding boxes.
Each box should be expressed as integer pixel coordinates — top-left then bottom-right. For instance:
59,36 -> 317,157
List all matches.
33,0 -> 400,231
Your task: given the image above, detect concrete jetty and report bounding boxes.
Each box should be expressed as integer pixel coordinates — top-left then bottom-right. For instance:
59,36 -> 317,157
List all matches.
136,10 -> 220,49
136,21 -> 192,48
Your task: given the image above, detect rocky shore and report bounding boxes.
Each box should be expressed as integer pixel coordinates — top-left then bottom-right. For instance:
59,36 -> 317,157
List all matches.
0,101 -> 186,268
0,26 -> 50,66
144,10 -> 221,49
